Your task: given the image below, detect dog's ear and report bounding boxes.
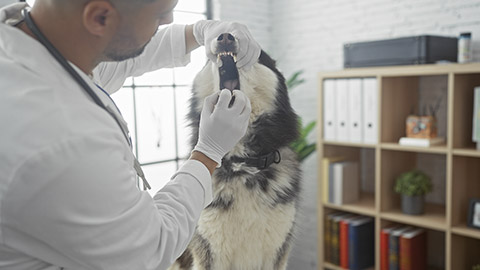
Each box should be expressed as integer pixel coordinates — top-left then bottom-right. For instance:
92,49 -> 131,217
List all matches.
257,51 -> 276,70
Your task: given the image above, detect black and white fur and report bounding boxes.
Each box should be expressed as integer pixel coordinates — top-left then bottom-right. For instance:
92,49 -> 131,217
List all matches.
170,33 -> 302,270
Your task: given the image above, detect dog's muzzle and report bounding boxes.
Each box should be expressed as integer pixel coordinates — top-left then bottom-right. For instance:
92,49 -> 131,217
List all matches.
216,33 -> 240,93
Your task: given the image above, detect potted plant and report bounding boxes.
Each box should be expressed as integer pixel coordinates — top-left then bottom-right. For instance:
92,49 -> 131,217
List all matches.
473,264 -> 480,270
394,169 -> 433,215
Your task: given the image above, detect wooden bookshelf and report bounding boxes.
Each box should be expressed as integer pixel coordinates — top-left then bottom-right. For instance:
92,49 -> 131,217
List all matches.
318,63 -> 480,270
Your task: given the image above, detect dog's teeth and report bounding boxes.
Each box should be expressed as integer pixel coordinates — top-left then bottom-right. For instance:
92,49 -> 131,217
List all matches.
233,55 -> 237,63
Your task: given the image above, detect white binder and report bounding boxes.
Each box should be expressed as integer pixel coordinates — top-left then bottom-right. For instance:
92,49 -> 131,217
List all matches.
336,79 -> 349,142
347,78 -> 363,143
323,79 -> 336,141
362,78 -> 378,144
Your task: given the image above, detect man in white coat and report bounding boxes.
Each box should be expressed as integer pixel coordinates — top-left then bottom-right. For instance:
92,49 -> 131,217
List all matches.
0,0 -> 260,269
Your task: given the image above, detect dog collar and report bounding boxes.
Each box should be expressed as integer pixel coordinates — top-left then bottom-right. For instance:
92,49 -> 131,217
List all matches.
229,150 -> 281,170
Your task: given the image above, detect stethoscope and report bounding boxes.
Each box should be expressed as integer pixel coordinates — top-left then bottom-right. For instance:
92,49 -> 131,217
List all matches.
22,9 -> 151,190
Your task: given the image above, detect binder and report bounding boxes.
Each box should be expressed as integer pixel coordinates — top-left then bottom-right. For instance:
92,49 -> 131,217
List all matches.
347,78 -> 363,142
336,79 -> 349,142
323,79 -> 337,141
473,86 -> 480,143
362,78 -> 378,144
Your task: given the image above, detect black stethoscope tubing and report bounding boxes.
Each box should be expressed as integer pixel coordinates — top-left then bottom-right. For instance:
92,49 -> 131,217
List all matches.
22,9 -> 151,189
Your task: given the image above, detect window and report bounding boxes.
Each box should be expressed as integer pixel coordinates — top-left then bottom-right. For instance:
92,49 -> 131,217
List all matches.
112,2 -> 210,196
24,0 -> 211,196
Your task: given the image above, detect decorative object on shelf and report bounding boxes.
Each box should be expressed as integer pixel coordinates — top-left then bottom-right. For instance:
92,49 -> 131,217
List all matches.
406,115 -> 437,138
473,86 -> 480,150
287,70 -> 316,161
400,95 -> 445,147
467,198 -> 480,230
394,169 -> 433,215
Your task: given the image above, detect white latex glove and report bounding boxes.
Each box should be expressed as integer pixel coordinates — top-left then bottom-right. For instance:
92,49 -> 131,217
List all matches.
193,89 -> 252,167
193,20 -> 261,70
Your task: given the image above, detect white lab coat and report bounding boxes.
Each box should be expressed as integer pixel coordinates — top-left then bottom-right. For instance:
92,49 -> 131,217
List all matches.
0,3 -> 212,270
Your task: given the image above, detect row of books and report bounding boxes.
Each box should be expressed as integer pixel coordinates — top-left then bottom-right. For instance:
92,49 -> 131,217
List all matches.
380,225 -> 427,270
322,157 -> 360,205
323,78 -> 378,144
325,212 -> 374,270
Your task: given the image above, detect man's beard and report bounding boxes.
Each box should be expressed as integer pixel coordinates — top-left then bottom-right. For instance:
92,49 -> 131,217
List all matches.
104,41 -> 149,62
103,28 -> 153,62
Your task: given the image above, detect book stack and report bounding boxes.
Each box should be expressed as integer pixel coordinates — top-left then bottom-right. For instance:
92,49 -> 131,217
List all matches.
322,157 -> 360,205
325,212 -> 375,269
380,225 -> 427,270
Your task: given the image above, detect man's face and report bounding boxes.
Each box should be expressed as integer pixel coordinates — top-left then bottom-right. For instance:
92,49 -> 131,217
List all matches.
104,0 -> 178,61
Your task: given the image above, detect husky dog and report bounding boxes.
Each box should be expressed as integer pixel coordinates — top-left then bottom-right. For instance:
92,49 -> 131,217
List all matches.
170,33 -> 302,270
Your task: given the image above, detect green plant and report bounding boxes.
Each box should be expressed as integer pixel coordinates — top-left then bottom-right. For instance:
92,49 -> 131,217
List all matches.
473,264 -> 480,270
394,169 -> 433,196
286,70 -> 316,162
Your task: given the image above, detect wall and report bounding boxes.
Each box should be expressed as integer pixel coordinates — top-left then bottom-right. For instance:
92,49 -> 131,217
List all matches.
216,0 -> 480,269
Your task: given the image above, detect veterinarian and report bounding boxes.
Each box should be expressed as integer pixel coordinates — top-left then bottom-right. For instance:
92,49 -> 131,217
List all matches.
0,0 -> 259,269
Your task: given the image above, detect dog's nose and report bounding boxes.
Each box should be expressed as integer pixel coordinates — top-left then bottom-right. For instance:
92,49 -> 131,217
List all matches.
217,33 -> 235,46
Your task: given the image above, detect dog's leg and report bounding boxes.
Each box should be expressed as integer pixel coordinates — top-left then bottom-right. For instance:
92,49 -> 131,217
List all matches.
168,248 -> 193,270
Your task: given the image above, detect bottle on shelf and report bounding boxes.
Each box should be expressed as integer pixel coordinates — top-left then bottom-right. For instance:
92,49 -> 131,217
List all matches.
458,32 -> 472,63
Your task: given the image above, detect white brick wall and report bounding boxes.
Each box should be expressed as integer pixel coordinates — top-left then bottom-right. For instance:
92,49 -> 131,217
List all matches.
216,0 -> 480,268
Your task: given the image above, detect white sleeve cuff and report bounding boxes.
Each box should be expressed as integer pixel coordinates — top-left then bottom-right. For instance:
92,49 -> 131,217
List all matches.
170,160 -> 212,208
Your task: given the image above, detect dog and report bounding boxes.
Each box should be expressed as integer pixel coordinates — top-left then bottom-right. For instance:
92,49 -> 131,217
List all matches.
169,33 -> 302,270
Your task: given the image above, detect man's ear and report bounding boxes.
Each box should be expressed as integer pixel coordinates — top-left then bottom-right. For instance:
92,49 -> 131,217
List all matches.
82,1 -> 119,37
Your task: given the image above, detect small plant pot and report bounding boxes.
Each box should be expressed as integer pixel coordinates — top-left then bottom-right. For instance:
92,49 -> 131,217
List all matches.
401,194 -> 425,215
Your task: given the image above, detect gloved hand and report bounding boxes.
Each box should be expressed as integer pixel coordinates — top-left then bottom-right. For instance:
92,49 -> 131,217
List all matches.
193,20 -> 261,70
193,89 -> 252,167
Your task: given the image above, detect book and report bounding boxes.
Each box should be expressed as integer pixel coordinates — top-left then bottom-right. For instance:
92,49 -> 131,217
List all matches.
400,228 -> 427,270
322,157 -> 344,204
325,212 -> 348,263
398,137 -> 445,147
381,226 -> 400,270
331,213 -> 355,265
389,226 -> 414,270
349,217 -> 375,270
332,161 -> 360,205
339,215 -> 361,269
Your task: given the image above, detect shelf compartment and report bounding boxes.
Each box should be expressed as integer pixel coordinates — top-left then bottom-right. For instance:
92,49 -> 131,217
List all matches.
451,234 -> 480,270
452,73 -> 480,149
380,150 -> 447,229
451,155 -> 480,229
379,220 -> 445,270
322,145 -> 376,211
381,75 -> 448,144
